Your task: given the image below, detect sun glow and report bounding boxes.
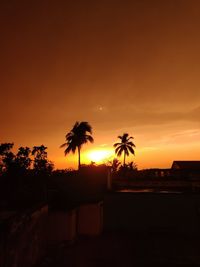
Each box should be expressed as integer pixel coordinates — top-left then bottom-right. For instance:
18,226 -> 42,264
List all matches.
87,149 -> 113,163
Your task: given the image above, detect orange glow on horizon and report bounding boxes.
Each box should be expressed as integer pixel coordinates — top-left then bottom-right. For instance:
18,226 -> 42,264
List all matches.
86,149 -> 114,164
53,136 -> 200,170
1,1 -> 200,172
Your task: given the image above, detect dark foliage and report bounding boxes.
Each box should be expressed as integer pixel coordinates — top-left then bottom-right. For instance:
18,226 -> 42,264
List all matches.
60,121 -> 94,170
114,133 -> 136,166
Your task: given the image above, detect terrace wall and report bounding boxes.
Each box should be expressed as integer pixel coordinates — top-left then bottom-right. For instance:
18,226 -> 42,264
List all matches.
104,192 -> 200,235
0,204 -> 48,267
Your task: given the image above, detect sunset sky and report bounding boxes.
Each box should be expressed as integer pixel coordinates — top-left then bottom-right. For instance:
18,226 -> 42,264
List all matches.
1,0 -> 200,170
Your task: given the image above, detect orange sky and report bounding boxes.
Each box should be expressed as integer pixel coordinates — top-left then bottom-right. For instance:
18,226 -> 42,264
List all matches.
1,0 -> 200,170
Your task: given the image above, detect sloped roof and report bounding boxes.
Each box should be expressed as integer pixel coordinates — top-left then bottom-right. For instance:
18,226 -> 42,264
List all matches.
172,161 -> 200,170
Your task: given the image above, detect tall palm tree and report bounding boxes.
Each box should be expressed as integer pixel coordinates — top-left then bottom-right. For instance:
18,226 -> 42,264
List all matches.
60,121 -> 94,170
113,133 -> 135,167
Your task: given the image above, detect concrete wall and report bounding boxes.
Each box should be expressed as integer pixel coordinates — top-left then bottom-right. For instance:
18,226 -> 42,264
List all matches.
51,167 -> 108,203
77,202 -> 103,236
104,192 -> 200,235
47,202 -> 104,243
0,204 -> 48,267
47,209 -> 77,244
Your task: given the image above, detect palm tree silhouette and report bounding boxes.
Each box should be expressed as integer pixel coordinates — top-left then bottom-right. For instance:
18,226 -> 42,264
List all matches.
60,121 -> 94,170
114,133 -> 135,167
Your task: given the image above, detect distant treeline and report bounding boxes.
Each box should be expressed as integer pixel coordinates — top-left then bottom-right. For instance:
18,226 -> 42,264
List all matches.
0,143 -> 53,175
0,143 -> 55,208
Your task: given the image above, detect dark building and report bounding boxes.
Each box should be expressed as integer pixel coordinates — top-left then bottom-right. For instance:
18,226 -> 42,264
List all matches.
172,161 -> 200,170
171,161 -> 200,180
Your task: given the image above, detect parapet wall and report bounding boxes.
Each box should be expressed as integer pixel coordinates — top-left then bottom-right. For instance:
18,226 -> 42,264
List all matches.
104,192 -> 200,235
0,204 -> 48,267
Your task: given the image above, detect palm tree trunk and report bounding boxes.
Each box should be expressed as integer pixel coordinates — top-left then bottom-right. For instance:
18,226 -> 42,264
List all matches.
78,146 -> 81,170
123,151 -> 126,167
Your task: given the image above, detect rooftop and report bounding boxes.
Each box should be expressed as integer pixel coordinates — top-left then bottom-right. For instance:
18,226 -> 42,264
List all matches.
172,161 -> 200,170
37,232 -> 200,266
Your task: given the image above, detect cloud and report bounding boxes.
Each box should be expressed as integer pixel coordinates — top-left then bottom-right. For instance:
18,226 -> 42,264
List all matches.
88,105 -> 200,131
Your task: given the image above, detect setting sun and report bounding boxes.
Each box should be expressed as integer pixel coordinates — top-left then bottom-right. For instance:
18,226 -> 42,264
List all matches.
87,149 -> 113,163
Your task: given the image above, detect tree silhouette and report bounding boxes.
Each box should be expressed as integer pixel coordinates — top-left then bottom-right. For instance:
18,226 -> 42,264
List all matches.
31,145 -> 53,202
32,145 -> 53,174
0,144 -> 32,175
114,133 -> 136,167
60,121 -> 94,170
16,147 -> 31,171
127,161 -> 137,171
107,158 -> 121,172
0,143 -> 15,173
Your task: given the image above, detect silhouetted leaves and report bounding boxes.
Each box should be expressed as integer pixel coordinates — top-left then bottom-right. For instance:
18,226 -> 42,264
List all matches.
107,158 -> 121,172
16,146 -> 32,171
61,121 -> 94,170
0,143 -> 54,176
114,133 -> 136,166
0,143 -> 15,173
32,145 -> 54,175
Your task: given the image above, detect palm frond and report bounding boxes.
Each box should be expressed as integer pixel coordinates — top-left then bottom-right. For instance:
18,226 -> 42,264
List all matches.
115,145 -> 122,152
61,121 -> 94,167
113,143 -> 121,148
72,121 -> 79,133
121,133 -> 129,143
114,132 -> 136,162
60,143 -> 67,148
66,132 -> 73,139
64,143 -> 77,155
127,141 -> 136,147
124,146 -> 129,156
127,146 -> 135,155
85,135 -> 94,143
79,121 -> 92,133
115,146 -> 123,157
